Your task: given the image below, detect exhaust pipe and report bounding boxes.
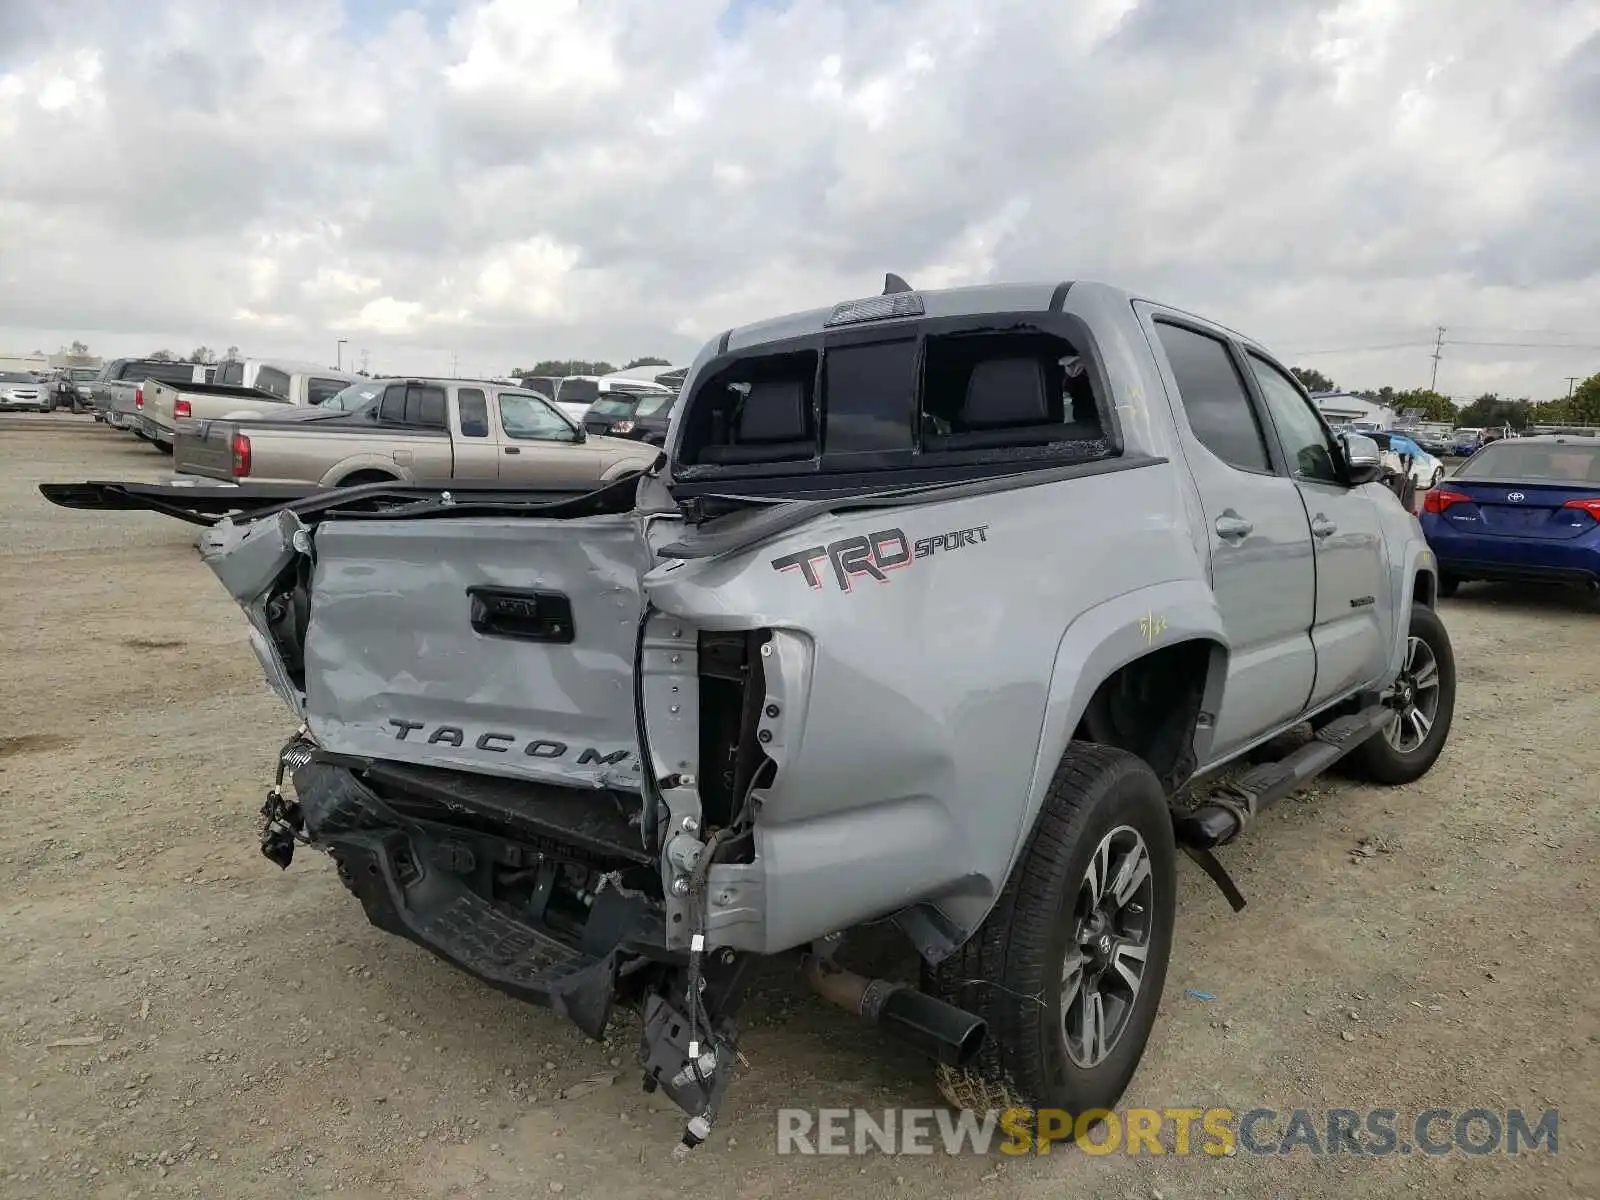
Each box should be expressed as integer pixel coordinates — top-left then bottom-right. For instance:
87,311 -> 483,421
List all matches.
801,954 -> 985,1068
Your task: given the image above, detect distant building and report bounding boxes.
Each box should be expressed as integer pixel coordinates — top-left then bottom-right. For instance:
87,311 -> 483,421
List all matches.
1312,390 -> 1395,430
0,351 -> 104,373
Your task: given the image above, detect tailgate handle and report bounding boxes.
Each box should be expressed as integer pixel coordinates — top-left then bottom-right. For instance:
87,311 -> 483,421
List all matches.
467,586 -> 575,644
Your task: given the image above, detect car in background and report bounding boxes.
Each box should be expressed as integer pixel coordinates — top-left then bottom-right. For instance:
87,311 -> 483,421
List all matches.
96,359 -> 213,432
1368,431 -> 1445,490
581,389 -> 677,445
1420,434 -> 1600,598
1451,428 -> 1485,457
0,370 -> 47,411
48,366 -> 103,413
550,374 -> 674,423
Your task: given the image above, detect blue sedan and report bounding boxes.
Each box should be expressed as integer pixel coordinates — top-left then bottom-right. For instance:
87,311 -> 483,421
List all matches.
1421,435 -> 1600,597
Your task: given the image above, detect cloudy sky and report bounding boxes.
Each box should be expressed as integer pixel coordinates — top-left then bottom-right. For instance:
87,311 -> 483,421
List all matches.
1,0 -> 1596,400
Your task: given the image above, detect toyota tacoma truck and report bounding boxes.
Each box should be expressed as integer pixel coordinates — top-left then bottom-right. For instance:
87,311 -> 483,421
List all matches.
172,377 -> 659,489
45,277 -> 1455,1149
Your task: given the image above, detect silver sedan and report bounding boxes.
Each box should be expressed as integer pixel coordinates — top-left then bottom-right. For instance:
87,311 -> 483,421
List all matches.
0,371 -> 48,412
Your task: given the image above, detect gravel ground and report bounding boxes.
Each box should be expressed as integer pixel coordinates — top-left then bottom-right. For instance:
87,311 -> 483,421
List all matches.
1,418 -> 1596,1199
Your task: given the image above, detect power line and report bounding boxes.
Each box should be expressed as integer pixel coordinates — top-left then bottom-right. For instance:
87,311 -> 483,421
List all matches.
1286,341 -> 1435,357
1287,338 -> 1600,357
1446,339 -> 1600,350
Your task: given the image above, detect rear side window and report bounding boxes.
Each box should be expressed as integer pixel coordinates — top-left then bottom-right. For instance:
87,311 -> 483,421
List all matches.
306,377 -> 346,405
376,383 -> 447,428
255,367 -> 292,399
216,361 -> 244,385
457,388 -> 489,437
1155,322 -> 1272,473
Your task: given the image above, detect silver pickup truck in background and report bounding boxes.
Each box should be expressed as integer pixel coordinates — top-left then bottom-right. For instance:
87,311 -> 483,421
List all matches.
95,359 -> 213,432
141,363 -> 363,449
173,377 -> 659,488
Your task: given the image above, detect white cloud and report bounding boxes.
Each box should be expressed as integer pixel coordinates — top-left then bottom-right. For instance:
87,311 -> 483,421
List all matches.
0,0 -> 1593,397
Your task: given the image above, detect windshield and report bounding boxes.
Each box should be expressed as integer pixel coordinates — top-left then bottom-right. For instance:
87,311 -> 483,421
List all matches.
0,371 -> 34,383
1455,441 -> 1600,484
70,368 -> 98,380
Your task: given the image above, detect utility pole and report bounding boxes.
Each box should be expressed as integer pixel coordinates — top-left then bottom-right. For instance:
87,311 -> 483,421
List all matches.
1566,376 -> 1580,400
1429,326 -> 1445,392
360,349 -> 370,375
450,354 -> 460,378
336,337 -> 348,371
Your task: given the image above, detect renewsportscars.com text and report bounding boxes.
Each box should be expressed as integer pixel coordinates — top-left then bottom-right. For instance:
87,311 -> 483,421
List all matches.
776,1106 -> 1559,1157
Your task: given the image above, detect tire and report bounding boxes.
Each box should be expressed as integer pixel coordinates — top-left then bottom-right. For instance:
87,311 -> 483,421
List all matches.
1437,573 -> 1460,598
1342,603 -> 1455,786
1430,469 -> 1443,489
928,743 -> 1176,1121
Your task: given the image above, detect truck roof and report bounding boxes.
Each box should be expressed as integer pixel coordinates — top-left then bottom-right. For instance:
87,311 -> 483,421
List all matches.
715,278 -> 1261,355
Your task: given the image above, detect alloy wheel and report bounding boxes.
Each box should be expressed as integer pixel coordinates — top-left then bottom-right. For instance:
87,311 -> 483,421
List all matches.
1382,634 -> 1442,754
1062,825 -> 1154,1069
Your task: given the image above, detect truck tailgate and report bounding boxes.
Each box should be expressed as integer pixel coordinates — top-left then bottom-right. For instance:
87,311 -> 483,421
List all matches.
174,420 -> 238,480
144,380 -> 179,429
302,514 -> 654,789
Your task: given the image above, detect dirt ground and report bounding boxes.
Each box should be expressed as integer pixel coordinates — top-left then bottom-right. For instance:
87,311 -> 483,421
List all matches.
2,417 -> 1596,1200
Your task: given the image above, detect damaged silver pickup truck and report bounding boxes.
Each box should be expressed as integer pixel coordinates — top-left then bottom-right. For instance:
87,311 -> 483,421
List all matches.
45,277 -> 1456,1148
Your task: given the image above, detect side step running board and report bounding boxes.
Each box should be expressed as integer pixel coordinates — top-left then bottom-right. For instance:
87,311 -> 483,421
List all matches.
1173,704 -> 1394,911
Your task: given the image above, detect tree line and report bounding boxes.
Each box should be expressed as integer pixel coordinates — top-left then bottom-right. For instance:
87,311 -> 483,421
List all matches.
1290,367 -> 1600,428
510,356 -> 673,378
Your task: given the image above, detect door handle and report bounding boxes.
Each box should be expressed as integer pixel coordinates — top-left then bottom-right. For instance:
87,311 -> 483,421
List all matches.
1214,513 -> 1254,540
1311,515 -> 1337,539
504,446 -> 521,455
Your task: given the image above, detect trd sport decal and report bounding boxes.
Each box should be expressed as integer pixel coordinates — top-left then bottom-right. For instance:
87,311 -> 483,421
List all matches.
770,523 -> 990,592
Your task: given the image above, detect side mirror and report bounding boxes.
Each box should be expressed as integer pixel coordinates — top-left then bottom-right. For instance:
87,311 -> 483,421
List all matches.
1339,432 -> 1386,486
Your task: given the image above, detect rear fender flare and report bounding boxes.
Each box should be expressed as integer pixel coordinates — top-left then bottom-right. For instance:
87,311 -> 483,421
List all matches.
321,454 -> 410,487
994,579 -> 1229,907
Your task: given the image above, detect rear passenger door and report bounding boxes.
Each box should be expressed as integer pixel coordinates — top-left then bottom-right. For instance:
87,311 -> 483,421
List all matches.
1244,353 -> 1391,704
376,382 -> 454,479
1141,310 -> 1318,757
451,387 -> 499,481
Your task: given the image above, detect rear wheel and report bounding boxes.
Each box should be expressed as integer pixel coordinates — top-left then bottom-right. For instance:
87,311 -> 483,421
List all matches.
1343,603 -> 1455,785
928,743 -> 1176,1122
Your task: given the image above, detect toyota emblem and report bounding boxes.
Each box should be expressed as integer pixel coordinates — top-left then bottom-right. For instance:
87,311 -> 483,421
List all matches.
1507,491 -> 1525,502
